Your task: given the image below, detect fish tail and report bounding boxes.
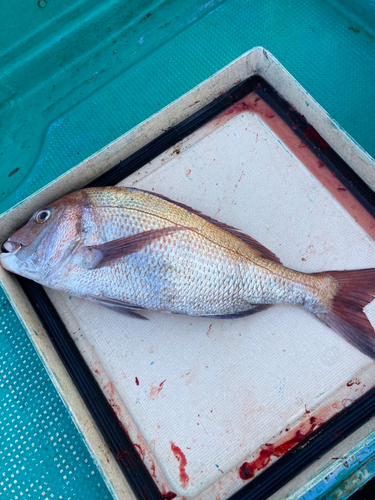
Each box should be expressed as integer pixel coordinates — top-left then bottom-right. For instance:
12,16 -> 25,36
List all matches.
313,269 -> 375,359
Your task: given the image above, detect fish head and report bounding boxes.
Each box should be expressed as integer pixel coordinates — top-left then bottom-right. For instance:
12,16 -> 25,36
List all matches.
0,191 -> 86,284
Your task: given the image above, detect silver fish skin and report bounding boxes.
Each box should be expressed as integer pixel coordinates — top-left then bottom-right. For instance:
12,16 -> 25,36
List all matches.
1,186 -> 375,358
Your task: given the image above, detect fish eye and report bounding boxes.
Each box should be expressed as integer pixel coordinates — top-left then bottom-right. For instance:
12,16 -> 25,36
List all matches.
35,209 -> 51,224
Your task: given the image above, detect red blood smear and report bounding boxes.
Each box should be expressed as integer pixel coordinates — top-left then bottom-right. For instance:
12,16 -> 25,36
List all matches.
239,417 -> 318,480
170,442 -> 189,489
135,376 -> 139,385
150,459 -> 157,479
116,450 -> 127,461
149,380 -> 167,399
221,101 -> 250,118
347,378 -> 361,387
109,398 -> 122,418
304,124 -> 329,148
104,381 -> 115,398
104,381 -> 124,418
161,492 -> 177,500
134,443 -> 144,459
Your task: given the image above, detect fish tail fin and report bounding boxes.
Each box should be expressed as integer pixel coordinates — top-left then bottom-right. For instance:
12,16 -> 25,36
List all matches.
313,269 -> 375,359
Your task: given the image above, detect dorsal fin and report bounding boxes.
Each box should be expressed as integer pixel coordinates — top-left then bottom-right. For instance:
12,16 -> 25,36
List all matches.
137,188 -> 282,265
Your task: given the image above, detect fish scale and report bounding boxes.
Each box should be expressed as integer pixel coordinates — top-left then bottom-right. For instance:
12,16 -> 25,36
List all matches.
2,186 -> 375,358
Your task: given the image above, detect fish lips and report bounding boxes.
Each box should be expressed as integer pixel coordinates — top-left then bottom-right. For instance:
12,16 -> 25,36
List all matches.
1,240 -> 21,254
0,239 -> 26,273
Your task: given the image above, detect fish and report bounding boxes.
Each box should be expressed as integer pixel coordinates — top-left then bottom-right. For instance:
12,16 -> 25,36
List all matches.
1,186 -> 375,358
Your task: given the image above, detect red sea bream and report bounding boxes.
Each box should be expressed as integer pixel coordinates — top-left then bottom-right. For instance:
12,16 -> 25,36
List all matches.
1,186 -> 375,358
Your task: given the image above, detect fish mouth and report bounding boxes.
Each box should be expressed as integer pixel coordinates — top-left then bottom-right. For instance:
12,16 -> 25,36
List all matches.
0,240 -> 24,274
1,240 -> 22,254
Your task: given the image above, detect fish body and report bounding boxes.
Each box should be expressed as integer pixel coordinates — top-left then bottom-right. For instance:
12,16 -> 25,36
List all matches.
1,186 -> 375,358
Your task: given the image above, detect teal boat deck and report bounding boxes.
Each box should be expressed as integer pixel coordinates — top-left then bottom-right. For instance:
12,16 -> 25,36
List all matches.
1,1 -> 375,498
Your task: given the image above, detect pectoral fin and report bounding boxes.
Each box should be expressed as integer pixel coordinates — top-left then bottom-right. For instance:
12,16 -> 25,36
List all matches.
81,226 -> 182,269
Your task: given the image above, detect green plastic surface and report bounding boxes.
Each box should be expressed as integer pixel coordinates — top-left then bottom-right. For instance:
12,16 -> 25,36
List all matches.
0,292 -> 111,499
1,0 -> 375,498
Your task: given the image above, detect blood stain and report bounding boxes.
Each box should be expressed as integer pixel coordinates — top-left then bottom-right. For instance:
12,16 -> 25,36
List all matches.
135,376 -> 139,386
237,170 -> 245,183
103,382 -> 123,417
108,396 -> 122,417
149,380 -> 166,399
134,443 -> 145,459
150,458 -> 157,479
104,381 -> 115,397
206,324 -> 212,335
304,124 -> 329,148
347,378 -> 361,387
161,492 -> 177,500
239,417 -> 319,480
170,442 -> 189,489
116,450 -> 127,461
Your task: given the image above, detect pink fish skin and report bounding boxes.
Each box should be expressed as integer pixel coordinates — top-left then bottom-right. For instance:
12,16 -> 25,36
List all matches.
1,186 -> 375,358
